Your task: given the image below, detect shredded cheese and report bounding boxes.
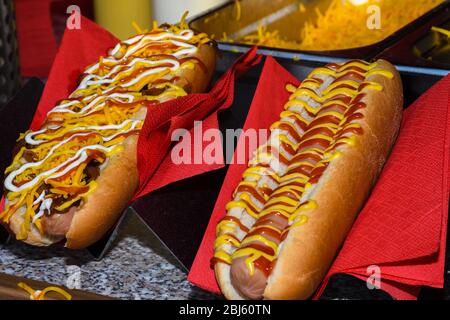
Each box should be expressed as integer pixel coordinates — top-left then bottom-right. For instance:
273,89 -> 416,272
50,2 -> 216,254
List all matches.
432,26 -> 450,38
234,0 -> 242,21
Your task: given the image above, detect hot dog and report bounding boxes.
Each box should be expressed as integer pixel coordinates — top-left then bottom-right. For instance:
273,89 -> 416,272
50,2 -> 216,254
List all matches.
213,59 -> 403,300
1,22 -> 216,249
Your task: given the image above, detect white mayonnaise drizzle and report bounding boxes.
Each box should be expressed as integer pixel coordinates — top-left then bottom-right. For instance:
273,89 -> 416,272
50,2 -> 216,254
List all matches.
76,58 -> 180,90
32,198 -> 53,223
5,142 -> 117,193
8,117 -> 142,193
49,92 -> 136,115
123,29 -> 193,46
24,119 -> 141,145
124,39 -> 196,59
32,191 -> 46,205
120,67 -> 172,88
25,128 -> 50,145
84,58 -> 116,74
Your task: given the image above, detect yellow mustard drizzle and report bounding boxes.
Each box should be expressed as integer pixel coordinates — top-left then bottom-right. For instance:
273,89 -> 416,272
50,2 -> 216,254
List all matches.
214,60 -> 395,276
1,23 -> 212,241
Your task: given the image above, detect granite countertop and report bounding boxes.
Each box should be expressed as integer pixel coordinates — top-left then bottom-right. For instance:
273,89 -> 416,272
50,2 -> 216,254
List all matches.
0,208 -> 448,300
0,212 -> 219,300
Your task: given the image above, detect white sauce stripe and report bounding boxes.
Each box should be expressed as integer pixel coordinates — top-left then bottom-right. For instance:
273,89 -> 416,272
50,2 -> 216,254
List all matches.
32,198 -> 53,223
9,120 -> 141,192
5,142 -> 117,193
25,119 -> 140,145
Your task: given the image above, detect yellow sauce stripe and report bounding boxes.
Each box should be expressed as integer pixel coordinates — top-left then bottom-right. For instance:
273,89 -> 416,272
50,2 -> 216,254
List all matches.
295,147 -> 324,157
366,69 -> 394,79
314,110 -> 345,121
280,172 -> 309,183
270,120 -> 298,135
303,123 -> 339,134
232,248 -> 276,276
264,195 -> 299,207
279,111 -> 309,126
322,80 -> 360,95
360,82 -> 384,91
334,135 -> 357,147
292,87 -> 359,103
287,214 -> 309,230
214,234 -> 241,249
214,250 -> 233,264
285,98 -> 319,114
241,235 -> 278,253
225,200 -> 258,219
276,134 -> 297,150
216,219 -> 237,236
299,133 -> 334,145
322,150 -> 343,162
288,201 -> 317,223
250,224 -> 282,234
271,184 -> 304,197
243,166 -> 279,182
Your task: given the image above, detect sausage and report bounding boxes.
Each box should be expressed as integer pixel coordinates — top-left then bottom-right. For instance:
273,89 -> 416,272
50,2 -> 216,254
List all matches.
230,257 -> 267,300
41,207 -> 76,238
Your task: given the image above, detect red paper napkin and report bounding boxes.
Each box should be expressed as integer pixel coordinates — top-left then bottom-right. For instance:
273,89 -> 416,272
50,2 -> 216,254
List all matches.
2,17 -> 262,207
14,0 -> 94,77
188,56 -> 450,300
14,0 -> 57,77
134,47 -> 262,199
314,71 -> 450,300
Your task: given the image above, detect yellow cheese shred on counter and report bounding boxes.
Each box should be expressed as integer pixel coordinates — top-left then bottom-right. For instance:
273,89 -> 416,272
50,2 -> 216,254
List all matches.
17,282 -> 72,300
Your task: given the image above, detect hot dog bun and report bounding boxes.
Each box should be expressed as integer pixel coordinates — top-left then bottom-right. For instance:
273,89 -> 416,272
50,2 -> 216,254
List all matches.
2,23 -> 216,249
213,59 -> 403,300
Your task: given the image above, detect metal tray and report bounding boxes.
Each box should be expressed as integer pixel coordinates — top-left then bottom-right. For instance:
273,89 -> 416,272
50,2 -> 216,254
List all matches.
190,0 -> 449,61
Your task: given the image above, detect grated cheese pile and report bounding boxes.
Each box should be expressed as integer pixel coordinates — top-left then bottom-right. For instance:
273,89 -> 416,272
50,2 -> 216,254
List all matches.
231,0 -> 443,51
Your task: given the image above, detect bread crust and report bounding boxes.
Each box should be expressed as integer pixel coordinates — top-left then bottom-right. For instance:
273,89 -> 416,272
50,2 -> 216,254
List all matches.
217,59 -> 403,300
7,42 -> 216,248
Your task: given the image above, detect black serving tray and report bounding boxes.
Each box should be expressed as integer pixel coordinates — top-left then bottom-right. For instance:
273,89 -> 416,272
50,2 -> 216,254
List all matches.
0,54 -> 447,299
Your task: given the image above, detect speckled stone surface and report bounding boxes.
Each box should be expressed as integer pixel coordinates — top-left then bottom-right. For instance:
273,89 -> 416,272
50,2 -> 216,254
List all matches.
0,212 -> 220,300
1,210 -> 448,300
